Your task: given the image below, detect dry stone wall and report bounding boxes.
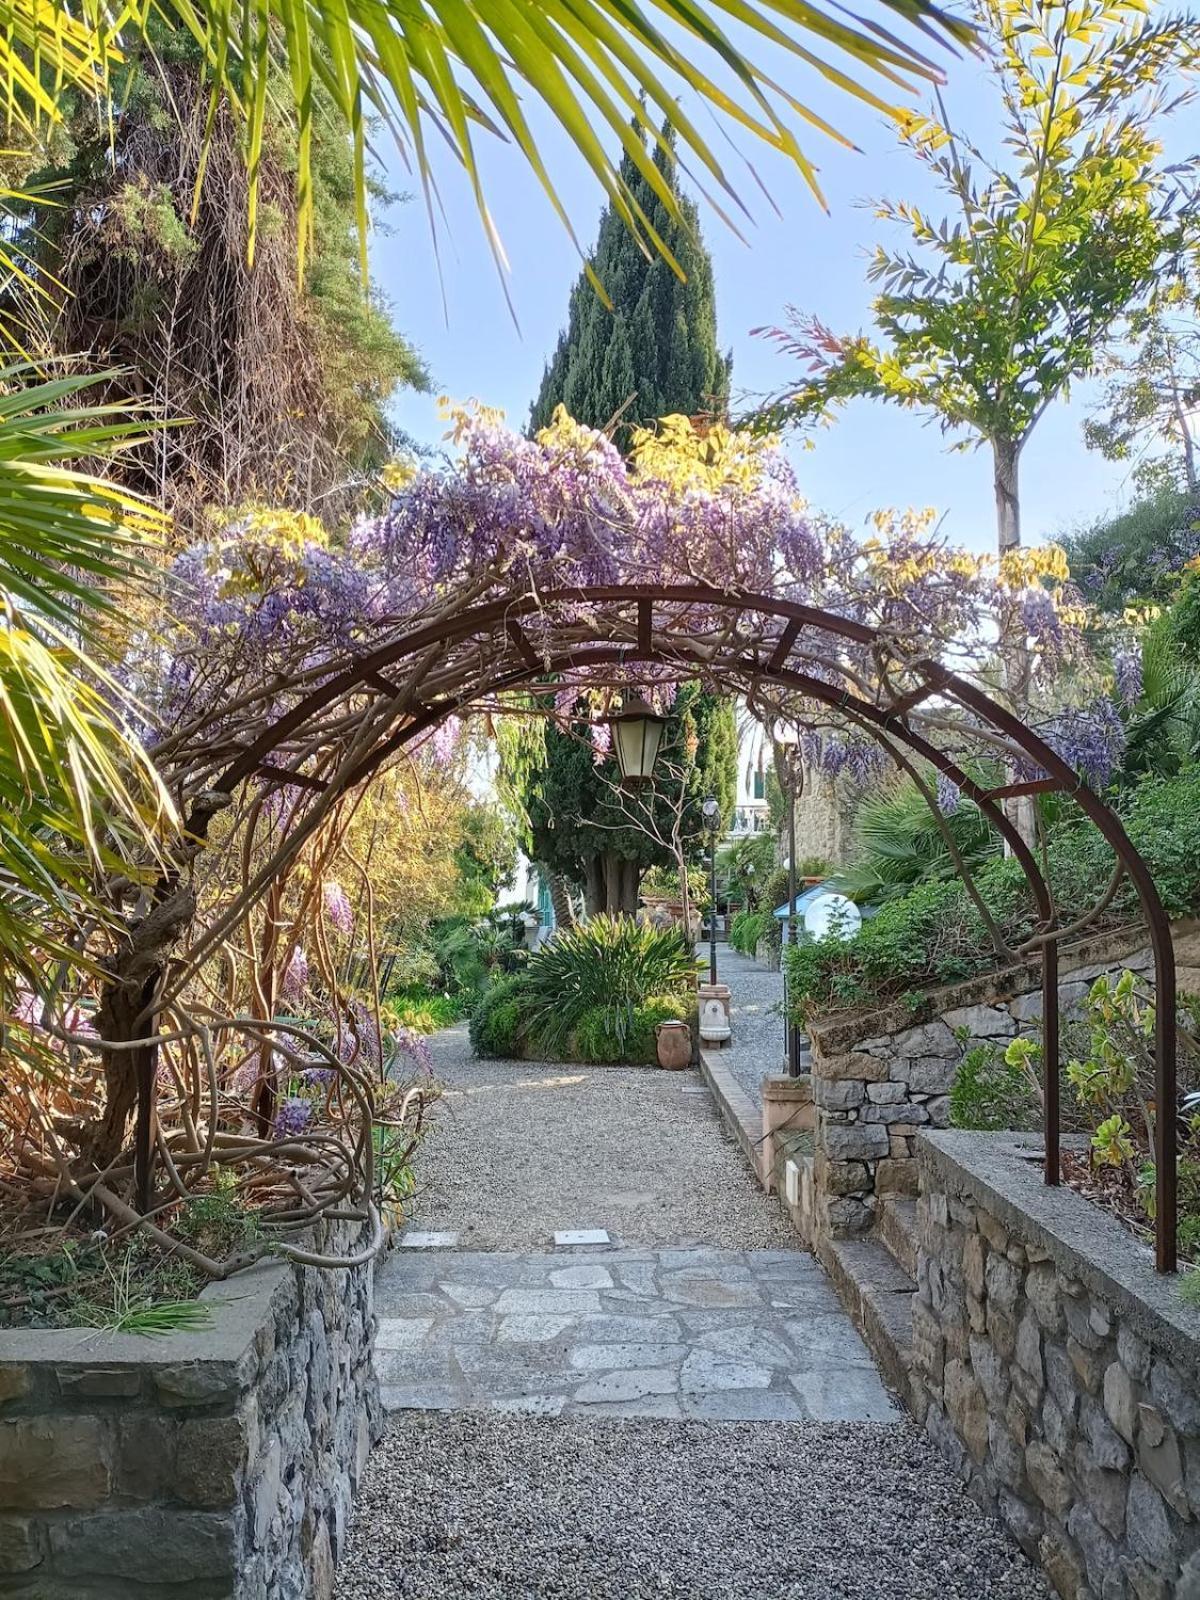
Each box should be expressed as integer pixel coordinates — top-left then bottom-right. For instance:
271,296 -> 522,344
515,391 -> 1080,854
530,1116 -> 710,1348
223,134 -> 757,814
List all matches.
805,927 -> 1157,1240
0,1221 -> 380,1599
915,1131 -> 1200,1600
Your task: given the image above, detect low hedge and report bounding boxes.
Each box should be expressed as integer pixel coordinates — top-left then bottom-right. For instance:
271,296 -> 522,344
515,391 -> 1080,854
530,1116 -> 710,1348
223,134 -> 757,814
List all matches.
573,993 -> 694,1064
784,771 -> 1200,1020
469,975 -> 534,1058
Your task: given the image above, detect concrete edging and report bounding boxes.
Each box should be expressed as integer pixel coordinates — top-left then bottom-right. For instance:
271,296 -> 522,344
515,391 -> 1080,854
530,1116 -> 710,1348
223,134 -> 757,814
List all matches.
698,1049 -> 764,1186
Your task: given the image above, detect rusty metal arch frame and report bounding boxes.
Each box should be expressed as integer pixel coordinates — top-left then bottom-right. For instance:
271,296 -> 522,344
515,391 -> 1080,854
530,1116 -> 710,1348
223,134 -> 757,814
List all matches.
171,584 -> 1179,1271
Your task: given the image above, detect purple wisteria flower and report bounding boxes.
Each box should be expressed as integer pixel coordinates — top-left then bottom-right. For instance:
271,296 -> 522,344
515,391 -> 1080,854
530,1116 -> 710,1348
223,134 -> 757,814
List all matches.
1032,698 -> 1127,790
272,1096 -> 312,1139
391,1026 -> 434,1077
324,881 -> 354,936
936,774 -> 961,816
281,946 -> 309,1002
1114,648 -> 1143,708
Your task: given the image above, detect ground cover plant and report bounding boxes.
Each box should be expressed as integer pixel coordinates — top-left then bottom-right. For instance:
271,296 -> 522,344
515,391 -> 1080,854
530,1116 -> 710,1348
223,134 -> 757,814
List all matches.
950,974 -> 1200,1272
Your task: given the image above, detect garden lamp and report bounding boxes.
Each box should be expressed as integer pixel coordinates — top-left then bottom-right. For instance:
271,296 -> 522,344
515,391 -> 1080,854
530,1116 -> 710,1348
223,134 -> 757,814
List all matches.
774,721 -> 806,1076
702,797 -> 721,984
608,694 -> 669,786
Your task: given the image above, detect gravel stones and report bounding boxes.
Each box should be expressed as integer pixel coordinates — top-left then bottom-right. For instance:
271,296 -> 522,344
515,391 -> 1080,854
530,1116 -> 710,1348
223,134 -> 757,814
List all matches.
407,1025 -> 794,1251
334,1412 -> 1051,1599
702,946 -> 787,1111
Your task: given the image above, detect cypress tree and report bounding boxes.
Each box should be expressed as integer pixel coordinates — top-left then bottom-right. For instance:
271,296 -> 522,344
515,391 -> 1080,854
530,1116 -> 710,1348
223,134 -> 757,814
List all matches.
512,149 -> 738,919
529,125 -> 731,445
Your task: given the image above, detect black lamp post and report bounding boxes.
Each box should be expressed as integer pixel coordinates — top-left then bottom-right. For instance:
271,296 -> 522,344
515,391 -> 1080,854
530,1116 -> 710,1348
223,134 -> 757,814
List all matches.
702,796 -> 721,985
776,726 -> 806,1076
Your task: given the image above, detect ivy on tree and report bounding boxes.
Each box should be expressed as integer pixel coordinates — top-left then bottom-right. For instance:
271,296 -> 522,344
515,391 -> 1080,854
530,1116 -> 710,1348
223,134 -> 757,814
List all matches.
515,688 -> 738,918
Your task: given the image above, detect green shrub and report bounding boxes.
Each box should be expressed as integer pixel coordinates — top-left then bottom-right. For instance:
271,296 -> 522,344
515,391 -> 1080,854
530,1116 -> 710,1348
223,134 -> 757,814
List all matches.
730,909 -> 769,955
381,943 -> 441,996
572,1007 -> 631,1064
382,992 -> 462,1034
628,994 -> 694,1061
469,975 -> 534,1058
950,1043 -> 1041,1132
784,771 -> 1200,1021
572,993 -> 693,1064
523,915 -> 696,1057
434,915 -> 527,997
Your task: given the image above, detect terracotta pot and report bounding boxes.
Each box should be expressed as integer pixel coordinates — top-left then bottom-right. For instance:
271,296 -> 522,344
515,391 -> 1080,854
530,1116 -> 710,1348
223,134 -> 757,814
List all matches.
655,1020 -> 691,1070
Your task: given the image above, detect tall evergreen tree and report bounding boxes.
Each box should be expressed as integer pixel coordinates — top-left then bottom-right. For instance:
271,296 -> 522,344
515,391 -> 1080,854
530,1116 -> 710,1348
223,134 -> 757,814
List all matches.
514,163 -> 737,917
529,126 -> 731,446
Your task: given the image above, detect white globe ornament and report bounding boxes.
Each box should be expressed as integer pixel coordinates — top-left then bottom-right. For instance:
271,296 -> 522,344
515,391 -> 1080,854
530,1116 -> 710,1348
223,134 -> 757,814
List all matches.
803,892 -> 862,944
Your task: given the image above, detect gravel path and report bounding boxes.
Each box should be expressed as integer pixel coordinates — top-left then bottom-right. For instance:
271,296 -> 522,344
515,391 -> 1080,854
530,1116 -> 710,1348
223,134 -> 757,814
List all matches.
710,944 -> 787,1112
406,1023 -> 794,1251
343,1014 -> 1049,1600
335,1412 -> 1050,1600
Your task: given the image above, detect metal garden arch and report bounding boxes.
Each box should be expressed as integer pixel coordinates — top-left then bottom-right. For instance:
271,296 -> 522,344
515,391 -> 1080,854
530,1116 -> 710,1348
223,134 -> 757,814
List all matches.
126,584 -> 1180,1270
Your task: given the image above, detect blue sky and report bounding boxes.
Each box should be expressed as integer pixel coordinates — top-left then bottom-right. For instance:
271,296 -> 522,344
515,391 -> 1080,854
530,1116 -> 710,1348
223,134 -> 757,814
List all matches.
368,15 -> 1168,558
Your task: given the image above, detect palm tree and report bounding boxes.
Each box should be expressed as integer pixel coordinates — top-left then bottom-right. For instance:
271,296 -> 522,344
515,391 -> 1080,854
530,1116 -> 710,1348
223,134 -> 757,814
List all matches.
10,0 -> 973,275
0,367 -> 174,992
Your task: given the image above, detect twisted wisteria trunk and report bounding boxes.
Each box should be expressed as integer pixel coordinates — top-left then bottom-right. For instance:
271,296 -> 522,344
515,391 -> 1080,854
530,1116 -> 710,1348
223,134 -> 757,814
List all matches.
92,884 -> 196,1174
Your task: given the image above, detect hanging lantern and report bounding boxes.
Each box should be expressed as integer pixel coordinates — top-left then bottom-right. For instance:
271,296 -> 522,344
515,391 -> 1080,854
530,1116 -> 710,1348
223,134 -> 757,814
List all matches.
608,694 -> 668,786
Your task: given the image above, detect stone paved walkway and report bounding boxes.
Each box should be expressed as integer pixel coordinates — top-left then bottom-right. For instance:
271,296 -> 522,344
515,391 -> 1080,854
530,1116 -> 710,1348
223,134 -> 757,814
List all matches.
708,942 -> 787,1111
375,1244 -> 895,1421
338,1016 -> 1049,1599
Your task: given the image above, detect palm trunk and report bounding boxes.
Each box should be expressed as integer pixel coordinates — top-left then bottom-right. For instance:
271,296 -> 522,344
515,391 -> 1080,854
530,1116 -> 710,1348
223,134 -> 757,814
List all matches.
548,870 -> 575,929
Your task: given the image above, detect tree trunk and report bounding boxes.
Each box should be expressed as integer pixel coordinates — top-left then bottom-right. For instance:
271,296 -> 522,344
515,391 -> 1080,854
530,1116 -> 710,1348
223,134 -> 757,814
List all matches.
548,871 -> 575,929
993,434 -> 1022,554
602,852 -> 621,915
618,858 -> 640,915
90,884 -> 197,1174
991,434 -> 1037,848
583,856 -> 605,919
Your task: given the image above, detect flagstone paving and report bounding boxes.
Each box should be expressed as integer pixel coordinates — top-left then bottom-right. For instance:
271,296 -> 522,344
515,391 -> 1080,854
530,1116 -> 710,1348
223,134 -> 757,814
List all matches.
339,992 -> 1049,1598
375,1244 -> 896,1421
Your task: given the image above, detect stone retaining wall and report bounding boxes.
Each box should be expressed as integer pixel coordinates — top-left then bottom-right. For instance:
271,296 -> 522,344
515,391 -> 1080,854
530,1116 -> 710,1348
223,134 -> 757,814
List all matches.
0,1220 -> 381,1599
803,925 -> 1160,1240
915,1131 -> 1200,1600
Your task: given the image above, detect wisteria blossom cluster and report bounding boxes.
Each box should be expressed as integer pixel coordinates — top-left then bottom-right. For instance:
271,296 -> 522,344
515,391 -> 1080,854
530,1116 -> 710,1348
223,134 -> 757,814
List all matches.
144,406 -> 1096,760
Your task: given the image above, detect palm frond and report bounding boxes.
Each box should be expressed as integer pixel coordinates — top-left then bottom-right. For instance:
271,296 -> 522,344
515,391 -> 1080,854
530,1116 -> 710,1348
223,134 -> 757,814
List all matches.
0,0 -> 975,278
830,770 -> 998,904
0,363 -> 176,989
523,914 -> 695,1053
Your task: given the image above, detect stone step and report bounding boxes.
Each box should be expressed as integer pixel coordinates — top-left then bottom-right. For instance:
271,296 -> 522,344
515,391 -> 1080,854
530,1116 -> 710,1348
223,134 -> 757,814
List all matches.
878,1197 -> 919,1279
818,1235 -> 917,1413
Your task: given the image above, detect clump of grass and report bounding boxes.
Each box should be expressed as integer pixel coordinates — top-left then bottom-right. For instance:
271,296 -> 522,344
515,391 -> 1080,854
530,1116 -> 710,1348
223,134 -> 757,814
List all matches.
0,1166 -> 258,1333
